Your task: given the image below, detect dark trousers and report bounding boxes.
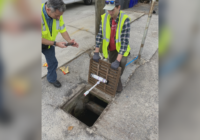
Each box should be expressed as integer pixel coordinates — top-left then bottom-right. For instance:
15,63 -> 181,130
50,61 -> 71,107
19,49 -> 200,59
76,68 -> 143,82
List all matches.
109,50 -> 128,76
42,46 -> 58,83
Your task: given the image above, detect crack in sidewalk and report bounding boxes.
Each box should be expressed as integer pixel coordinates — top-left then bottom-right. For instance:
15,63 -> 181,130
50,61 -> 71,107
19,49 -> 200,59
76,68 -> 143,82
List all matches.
67,25 -> 95,36
123,49 -> 158,88
66,13 -> 144,37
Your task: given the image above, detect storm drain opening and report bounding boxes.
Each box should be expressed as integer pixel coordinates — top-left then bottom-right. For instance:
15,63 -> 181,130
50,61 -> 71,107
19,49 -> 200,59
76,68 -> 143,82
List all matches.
62,89 -> 109,127
62,59 -> 121,127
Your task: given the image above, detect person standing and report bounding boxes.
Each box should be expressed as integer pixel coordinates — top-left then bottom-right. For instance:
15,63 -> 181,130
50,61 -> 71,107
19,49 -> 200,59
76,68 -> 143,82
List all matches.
42,0 -> 79,88
93,0 -> 131,92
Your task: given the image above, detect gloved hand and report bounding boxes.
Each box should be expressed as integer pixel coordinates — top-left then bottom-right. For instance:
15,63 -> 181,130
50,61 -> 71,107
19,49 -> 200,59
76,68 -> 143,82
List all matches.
93,52 -> 100,62
111,60 -> 120,70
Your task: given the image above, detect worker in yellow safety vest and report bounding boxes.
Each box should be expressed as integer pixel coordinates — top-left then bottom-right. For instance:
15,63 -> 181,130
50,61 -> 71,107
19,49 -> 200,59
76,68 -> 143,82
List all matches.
42,0 -> 79,88
93,0 -> 131,92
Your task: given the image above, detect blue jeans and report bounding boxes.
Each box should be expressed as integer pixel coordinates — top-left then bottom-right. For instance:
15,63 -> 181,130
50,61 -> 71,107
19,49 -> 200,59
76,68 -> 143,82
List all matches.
42,46 -> 58,83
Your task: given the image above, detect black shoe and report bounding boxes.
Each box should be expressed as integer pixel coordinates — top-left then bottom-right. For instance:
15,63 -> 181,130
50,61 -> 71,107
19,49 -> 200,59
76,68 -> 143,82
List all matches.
50,80 -> 61,88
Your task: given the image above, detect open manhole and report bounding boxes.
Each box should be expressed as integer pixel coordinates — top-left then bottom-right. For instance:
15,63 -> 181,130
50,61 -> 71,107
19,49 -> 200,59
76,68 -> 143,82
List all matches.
62,59 -> 121,127
62,87 -> 109,127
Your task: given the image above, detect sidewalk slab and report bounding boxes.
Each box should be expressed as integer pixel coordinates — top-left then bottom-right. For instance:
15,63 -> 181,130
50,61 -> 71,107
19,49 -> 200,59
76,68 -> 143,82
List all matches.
95,52 -> 158,140
66,12 -> 144,34
42,51 -> 158,140
122,15 -> 158,86
41,26 -> 95,78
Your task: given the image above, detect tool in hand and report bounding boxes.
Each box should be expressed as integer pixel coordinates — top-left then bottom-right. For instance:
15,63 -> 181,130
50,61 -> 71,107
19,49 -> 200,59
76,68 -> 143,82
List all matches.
65,43 -> 75,46
84,74 -> 108,96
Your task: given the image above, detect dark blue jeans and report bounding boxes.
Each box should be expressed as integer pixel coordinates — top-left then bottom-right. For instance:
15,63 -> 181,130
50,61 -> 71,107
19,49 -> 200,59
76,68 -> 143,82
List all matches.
42,46 -> 58,83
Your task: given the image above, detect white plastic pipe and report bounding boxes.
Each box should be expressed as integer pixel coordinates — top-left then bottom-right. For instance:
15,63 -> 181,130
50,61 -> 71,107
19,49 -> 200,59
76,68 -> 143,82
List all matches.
91,74 -> 107,83
84,81 -> 101,96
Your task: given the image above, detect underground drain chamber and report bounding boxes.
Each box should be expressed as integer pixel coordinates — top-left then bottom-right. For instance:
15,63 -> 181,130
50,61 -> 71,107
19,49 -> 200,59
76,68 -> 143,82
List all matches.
62,59 -> 122,127
62,89 -> 109,127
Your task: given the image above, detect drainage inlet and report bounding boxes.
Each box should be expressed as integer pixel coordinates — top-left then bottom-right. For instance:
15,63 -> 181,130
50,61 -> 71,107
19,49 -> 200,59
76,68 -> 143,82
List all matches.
62,90 -> 108,127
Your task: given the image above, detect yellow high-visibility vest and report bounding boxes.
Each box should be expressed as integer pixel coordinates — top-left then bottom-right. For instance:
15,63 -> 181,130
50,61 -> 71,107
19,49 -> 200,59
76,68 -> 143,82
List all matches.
41,3 -> 66,49
101,11 -> 131,59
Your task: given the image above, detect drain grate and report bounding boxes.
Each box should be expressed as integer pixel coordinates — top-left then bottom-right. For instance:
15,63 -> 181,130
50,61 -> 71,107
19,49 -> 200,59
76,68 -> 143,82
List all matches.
88,59 -> 121,97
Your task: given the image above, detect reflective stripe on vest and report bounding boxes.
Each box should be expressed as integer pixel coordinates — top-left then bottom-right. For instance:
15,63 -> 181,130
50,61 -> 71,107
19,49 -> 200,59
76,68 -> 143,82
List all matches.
42,16 -> 46,31
56,19 -> 65,30
41,3 -> 66,49
103,13 -> 126,43
103,13 -> 110,42
102,11 -> 131,58
116,13 -> 125,43
42,17 -> 64,32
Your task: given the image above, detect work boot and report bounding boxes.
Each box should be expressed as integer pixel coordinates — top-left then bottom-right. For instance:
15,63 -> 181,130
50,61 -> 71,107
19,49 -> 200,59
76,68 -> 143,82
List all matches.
50,80 -> 61,88
117,78 -> 123,93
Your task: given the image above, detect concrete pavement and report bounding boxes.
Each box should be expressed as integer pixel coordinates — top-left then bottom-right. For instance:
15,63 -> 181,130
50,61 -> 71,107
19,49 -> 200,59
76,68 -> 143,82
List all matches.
42,50 -> 158,140
42,2 -> 158,140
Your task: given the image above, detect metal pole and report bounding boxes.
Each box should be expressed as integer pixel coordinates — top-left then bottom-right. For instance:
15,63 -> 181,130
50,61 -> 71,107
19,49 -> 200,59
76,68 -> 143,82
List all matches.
135,0 -> 156,65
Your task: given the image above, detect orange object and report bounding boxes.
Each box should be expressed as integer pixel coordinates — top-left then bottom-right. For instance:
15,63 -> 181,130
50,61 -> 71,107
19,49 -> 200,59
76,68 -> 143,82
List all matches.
68,126 -> 74,131
43,63 -> 48,67
59,66 -> 69,75
62,70 -> 66,75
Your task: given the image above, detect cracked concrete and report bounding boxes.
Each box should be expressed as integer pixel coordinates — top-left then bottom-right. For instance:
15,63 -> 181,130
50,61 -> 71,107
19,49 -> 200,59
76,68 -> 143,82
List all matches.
95,52 -> 158,140
67,25 -> 95,35
42,50 -> 158,140
42,2 -> 158,140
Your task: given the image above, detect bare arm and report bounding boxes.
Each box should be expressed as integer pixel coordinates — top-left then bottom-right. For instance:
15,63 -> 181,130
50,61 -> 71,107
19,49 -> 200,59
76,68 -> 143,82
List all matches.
42,38 -> 67,48
116,54 -> 123,62
61,31 -> 79,48
42,38 -> 54,46
61,31 -> 71,42
94,47 -> 100,53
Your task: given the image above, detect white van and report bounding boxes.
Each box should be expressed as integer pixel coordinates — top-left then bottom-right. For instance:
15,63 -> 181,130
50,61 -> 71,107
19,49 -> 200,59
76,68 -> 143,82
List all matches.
42,0 -> 93,5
